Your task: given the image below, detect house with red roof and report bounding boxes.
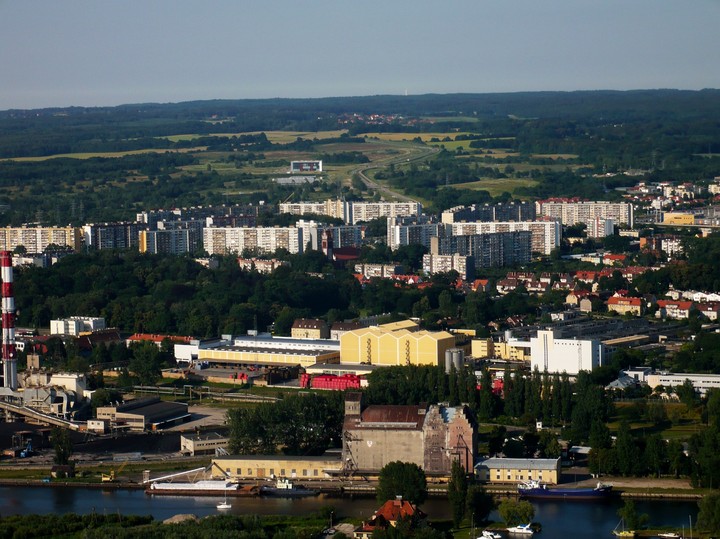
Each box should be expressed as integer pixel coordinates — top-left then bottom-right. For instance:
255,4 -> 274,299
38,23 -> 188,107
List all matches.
354,497 -> 426,539
574,270 -> 597,283
696,302 -> 720,321
603,253 -> 627,266
471,279 -> 491,293
606,296 -> 643,316
656,300 -> 695,320
126,333 -> 194,348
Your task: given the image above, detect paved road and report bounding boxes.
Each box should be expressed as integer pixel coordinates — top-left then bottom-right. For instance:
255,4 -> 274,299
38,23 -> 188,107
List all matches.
351,139 -> 439,203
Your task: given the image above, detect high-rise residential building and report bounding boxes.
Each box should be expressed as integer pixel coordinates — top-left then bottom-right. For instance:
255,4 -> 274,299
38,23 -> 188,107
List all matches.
139,227 -> 201,255
535,199 -> 634,229
83,222 -> 147,250
430,231 -> 532,268
0,226 -> 83,253
387,216 -> 442,250
203,227 -> 302,256
422,253 -> 474,280
279,199 -> 422,225
441,201 -> 536,224
447,221 -> 561,255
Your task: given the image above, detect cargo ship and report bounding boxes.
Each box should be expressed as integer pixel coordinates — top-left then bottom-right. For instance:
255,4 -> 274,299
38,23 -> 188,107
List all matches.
147,480 -> 259,497
518,480 -> 613,500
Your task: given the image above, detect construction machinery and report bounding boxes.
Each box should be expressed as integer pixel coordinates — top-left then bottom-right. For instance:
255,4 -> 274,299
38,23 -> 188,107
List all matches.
102,459 -> 129,482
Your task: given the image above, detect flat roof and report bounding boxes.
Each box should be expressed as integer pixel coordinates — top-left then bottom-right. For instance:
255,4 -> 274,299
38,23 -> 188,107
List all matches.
214,455 -> 341,463
207,345 -> 338,357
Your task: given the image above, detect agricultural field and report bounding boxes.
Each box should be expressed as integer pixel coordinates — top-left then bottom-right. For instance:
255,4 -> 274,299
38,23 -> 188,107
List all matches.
1,146 -> 206,162
450,178 -> 539,197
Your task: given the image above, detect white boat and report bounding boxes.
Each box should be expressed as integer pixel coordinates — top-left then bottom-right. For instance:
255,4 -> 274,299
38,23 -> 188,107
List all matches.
507,523 -> 533,535
217,488 -> 231,510
657,534 -> 680,538
480,531 -> 502,539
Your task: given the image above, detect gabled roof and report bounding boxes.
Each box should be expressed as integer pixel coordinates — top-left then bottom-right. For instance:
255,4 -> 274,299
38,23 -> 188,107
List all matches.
657,300 -> 694,310
373,498 -> 424,523
607,296 -> 642,306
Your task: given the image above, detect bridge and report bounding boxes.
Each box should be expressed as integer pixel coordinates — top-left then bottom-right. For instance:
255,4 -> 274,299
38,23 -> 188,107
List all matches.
0,400 -> 82,431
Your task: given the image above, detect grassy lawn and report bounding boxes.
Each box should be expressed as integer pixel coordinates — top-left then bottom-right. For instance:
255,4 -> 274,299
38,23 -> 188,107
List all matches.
449,178 -> 538,196
2,147 -> 205,161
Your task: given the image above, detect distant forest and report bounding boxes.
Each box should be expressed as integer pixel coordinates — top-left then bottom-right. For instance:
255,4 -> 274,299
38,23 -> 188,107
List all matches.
1,90 -> 720,225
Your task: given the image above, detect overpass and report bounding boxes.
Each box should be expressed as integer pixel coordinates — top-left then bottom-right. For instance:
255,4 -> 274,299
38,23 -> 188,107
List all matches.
0,400 -> 82,431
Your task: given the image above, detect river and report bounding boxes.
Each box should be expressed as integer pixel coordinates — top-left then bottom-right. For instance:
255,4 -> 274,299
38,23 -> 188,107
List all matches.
0,486 -> 701,538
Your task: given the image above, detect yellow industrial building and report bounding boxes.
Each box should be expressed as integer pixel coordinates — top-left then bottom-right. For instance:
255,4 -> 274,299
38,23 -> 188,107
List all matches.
471,338 -> 529,361
662,212 -> 695,225
198,346 -> 339,368
340,325 -> 456,366
475,457 -> 561,485
211,455 -> 342,481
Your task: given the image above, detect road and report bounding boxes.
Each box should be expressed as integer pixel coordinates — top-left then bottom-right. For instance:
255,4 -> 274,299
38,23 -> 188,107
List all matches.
351,139 -> 440,203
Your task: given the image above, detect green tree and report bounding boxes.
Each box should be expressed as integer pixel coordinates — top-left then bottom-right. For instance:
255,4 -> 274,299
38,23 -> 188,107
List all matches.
617,499 -> 649,531
447,460 -> 468,527
466,484 -> 495,525
497,499 -> 534,527
615,421 -> 640,477
51,427 -> 73,466
377,461 -> 428,506
128,341 -> 163,385
698,492 -> 720,535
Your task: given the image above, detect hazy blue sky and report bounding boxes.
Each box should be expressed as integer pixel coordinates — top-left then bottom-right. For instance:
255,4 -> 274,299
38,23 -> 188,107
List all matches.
1,1 -> 718,110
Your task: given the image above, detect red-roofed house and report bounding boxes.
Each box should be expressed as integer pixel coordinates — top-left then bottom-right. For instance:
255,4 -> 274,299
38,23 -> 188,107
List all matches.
575,271 -> 597,283
656,300 -> 695,320
354,497 -> 426,539
603,253 -> 627,266
472,279 -> 491,293
606,296 -> 643,316
697,302 -> 720,321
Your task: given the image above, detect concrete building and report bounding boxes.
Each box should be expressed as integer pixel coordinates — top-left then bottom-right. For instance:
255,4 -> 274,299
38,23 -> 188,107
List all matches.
0,226 -> 82,253
180,432 -> 229,456
211,455 -> 340,481
529,329 -> 605,375
203,226 -> 303,255
606,296 -> 643,316
647,372 -> 720,395
441,201 -> 535,224
536,200 -> 634,229
342,393 -> 476,476
279,199 -> 347,221
83,222 -> 146,250
96,397 -> 190,432
475,457 -> 561,485
237,258 -> 289,273
350,201 -> 422,225
139,225 -> 202,254
447,220 -> 561,255
291,319 -> 330,340
422,253 -> 474,280
50,317 -> 106,336
387,216 -> 442,250
430,231 -> 532,268
198,335 -> 340,368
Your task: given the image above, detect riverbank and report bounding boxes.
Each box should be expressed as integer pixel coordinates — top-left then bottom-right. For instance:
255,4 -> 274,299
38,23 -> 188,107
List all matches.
0,477 -> 706,500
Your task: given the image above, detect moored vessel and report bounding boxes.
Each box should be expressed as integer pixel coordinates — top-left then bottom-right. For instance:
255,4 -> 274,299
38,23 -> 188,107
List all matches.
518,479 -> 613,501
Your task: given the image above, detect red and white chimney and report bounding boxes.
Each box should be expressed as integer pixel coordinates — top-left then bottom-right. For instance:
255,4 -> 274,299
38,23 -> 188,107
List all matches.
0,251 -> 17,390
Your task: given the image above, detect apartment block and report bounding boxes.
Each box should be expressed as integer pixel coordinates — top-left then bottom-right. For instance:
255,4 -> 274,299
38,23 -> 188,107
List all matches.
535,200 -> 634,229
387,216 -> 443,250
447,221 -> 560,256
203,227 -> 302,255
441,201 -> 535,224
83,222 -> 147,250
422,253 -> 474,280
0,226 -> 83,253
431,231 -> 531,268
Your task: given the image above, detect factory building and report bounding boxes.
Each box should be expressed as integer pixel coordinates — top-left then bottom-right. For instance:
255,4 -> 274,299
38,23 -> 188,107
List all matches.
475,457 -> 561,485
528,329 -> 605,375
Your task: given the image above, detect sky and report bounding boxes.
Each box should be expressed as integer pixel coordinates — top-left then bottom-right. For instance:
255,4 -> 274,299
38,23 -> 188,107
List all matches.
1,0 -> 719,110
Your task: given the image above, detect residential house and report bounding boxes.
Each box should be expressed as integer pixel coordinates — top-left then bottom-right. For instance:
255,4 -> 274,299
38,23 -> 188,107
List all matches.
606,296 -> 643,316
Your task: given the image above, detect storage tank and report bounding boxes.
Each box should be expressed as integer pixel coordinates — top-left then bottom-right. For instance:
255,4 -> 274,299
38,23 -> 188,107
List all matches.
444,349 -> 453,373
452,348 -> 464,370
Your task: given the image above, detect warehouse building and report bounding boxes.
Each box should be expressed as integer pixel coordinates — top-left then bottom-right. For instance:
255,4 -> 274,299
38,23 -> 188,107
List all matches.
96,397 -> 190,432
475,457 -> 561,485
211,455 -> 341,481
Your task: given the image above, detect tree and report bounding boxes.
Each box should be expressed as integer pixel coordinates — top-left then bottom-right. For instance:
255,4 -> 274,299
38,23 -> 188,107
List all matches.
698,492 -> 720,535
447,460 -> 468,527
617,499 -> 648,531
52,427 -> 73,466
615,421 -> 640,477
497,499 -> 534,527
128,341 -> 163,386
466,484 -> 495,525
377,461 -> 428,506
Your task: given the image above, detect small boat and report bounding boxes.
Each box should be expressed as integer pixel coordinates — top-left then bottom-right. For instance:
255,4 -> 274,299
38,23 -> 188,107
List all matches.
612,518 -> 635,538
217,488 -> 231,510
480,530 -> 502,539
518,479 -> 613,501
507,523 -> 534,535
657,534 -> 681,538
259,477 -> 319,497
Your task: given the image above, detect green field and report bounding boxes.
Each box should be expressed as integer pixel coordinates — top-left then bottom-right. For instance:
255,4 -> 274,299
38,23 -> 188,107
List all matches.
450,178 -> 538,196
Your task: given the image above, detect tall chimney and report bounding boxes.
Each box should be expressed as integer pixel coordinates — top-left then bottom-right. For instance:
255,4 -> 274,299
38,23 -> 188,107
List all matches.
1,251 -> 17,390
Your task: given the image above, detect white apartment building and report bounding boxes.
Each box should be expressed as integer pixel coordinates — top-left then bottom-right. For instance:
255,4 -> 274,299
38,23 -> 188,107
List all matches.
447,221 -> 561,255
387,217 -> 442,250
422,254 -> 473,280
278,199 -> 422,225
0,226 -> 83,253
50,317 -> 106,336
203,227 -> 302,255
535,200 -> 634,229
529,329 -> 605,375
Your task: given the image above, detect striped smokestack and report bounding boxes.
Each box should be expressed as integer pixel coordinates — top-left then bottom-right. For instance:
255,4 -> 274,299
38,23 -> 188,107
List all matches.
0,251 -> 17,390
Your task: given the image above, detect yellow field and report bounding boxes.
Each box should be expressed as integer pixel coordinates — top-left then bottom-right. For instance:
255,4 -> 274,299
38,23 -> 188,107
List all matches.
2,147 -> 206,162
